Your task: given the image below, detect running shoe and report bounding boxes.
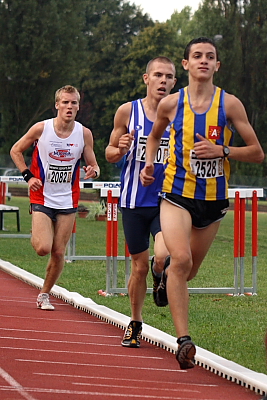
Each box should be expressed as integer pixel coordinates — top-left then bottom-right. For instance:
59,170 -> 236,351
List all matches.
151,256 -> 161,305
176,339 -> 196,370
36,293 -> 55,310
121,320 -> 142,348
155,256 -> 170,307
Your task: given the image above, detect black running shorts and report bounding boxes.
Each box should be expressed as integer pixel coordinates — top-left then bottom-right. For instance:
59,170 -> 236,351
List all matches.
121,206 -> 161,255
31,203 -> 77,222
161,193 -> 229,228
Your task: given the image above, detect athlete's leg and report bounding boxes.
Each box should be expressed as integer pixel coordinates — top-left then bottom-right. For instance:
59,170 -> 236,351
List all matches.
31,211 -> 54,256
41,213 -> 76,294
188,221 -> 221,281
153,231 -> 169,274
160,199 -> 220,338
160,199 -> 192,338
128,249 -> 150,322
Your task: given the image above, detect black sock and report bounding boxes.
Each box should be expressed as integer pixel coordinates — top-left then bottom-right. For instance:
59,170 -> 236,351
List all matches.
177,335 -> 191,345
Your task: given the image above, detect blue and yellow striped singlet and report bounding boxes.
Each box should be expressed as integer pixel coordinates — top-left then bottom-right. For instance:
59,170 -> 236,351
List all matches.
163,86 -> 233,201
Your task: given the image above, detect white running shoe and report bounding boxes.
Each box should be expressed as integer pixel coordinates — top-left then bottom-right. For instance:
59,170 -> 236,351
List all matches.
36,293 -> 55,310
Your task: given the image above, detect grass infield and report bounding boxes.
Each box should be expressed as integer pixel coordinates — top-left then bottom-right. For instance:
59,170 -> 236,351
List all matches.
1,195 -> 267,374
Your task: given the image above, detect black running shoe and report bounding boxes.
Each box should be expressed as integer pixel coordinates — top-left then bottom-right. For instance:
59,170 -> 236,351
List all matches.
176,339 -> 196,370
121,321 -> 142,348
155,256 -> 170,307
151,256 -> 161,305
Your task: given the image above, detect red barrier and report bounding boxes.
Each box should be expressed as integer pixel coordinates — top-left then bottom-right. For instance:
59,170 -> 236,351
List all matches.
106,191 -> 113,258
112,196 -> 118,258
0,183 -> 6,204
240,197 -> 246,258
234,191 -> 240,258
252,191 -> 258,257
233,190 -> 259,295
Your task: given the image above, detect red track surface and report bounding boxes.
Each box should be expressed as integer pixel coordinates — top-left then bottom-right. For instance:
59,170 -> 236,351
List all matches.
0,269 -> 263,400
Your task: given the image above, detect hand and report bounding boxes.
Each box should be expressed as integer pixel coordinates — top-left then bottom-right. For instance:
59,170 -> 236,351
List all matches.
28,177 -> 42,192
140,164 -> 155,186
194,133 -> 222,158
118,130 -> 135,155
83,165 -> 98,180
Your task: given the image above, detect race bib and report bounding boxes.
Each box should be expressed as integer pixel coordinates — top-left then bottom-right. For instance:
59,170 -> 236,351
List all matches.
136,136 -> 169,164
190,150 -> 224,178
47,164 -> 73,183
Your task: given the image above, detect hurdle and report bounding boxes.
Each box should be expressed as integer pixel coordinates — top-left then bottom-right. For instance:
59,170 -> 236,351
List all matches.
66,182 -> 131,294
66,183 -> 263,295
186,188 -> 262,295
1,177 -> 262,296
61,182 -> 264,296
102,187 -> 263,296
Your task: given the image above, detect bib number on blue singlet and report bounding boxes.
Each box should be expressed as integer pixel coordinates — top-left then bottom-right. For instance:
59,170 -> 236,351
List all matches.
136,136 -> 169,164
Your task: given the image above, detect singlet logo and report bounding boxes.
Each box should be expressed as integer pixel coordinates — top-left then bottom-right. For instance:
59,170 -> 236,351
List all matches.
49,148 -> 75,161
208,126 -> 222,139
135,125 -> 142,131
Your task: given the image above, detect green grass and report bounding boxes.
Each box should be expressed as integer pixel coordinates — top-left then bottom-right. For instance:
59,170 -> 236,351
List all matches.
1,196 -> 267,374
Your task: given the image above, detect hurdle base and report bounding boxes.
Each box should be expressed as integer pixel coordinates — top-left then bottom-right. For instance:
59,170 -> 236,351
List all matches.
105,286 -> 257,296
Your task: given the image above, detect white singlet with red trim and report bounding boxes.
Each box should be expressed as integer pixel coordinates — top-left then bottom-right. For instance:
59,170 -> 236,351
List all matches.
30,118 -> 84,209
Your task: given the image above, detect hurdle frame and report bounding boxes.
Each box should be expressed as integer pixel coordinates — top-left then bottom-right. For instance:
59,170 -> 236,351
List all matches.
66,181 -> 263,296
1,177 -> 263,296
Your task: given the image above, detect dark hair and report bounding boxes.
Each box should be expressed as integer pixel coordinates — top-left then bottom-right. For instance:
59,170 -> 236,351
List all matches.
146,56 -> 176,75
184,37 -> 219,61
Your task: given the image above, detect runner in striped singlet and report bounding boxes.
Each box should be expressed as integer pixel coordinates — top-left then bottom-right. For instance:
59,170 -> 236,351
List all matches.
141,37 -> 264,369
106,57 -> 177,348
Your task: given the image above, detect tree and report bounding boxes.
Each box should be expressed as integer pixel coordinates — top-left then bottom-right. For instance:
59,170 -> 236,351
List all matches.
0,0 -> 87,155
79,0 -> 154,179
80,0 -> 153,137
183,0 -> 266,182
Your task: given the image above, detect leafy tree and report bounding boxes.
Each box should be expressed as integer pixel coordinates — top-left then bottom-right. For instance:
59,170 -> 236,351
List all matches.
0,0 -> 87,154
79,0 -> 154,178
80,0 -> 153,138
183,0 -> 266,181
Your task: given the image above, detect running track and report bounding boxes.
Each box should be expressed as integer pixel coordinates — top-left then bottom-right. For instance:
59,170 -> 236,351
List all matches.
0,261 -> 266,400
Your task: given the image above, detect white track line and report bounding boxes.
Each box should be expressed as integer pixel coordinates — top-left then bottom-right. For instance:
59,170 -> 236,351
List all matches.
33,373 -> 218,387
0,259 -> 266,396
0,367 -> 37,400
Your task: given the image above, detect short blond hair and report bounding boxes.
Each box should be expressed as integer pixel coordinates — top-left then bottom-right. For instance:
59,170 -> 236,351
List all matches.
146,57 -> 176,75
55,85 -> 80,103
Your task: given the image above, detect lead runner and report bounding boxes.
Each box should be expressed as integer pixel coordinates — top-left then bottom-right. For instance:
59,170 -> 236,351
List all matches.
10,85 -> 100,310
140,37 -> 264,369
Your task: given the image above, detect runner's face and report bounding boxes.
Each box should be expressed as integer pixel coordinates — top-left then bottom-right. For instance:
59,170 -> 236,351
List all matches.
182,42 -> 220,80
55,92 -> 80,121
144,61 -> 176,99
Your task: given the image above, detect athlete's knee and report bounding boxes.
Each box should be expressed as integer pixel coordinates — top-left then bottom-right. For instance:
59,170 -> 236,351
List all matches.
31,239 -> 51,256
51,247 -> 66,261
131,258 -> 149,278
153,254 -> 168,273
169,253 -> 193,278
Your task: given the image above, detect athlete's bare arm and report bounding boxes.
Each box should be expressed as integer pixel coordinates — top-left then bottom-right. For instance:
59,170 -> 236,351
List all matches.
105,102 -> 135,164
224,94 -> 264,163
10,122 -> 44,191
140,93 -> 179,187
194,93 -> 264,162
82,127 -> 100,180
